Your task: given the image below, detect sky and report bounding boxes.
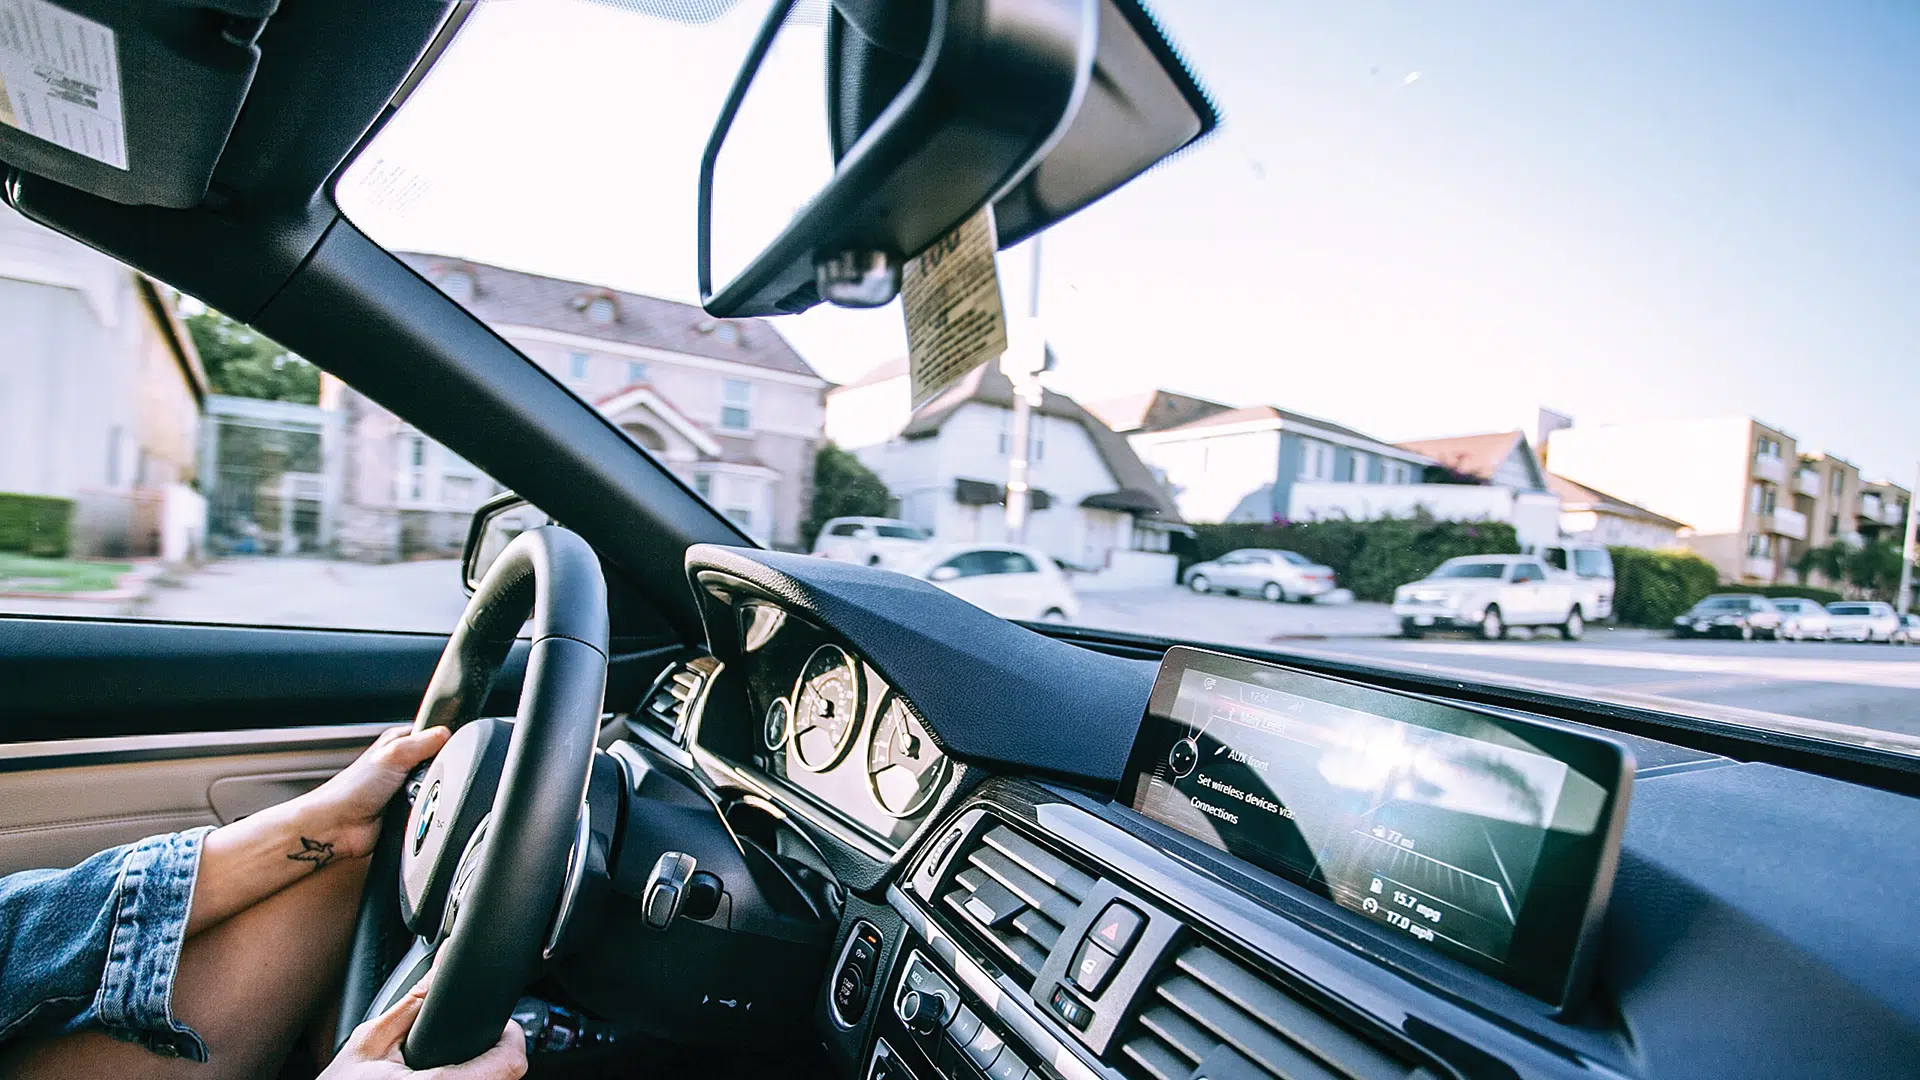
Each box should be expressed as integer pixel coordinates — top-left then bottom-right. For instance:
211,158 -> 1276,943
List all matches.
339,0 -> 1920,481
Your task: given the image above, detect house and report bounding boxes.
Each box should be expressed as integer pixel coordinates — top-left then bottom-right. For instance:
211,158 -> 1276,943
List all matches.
825,361 -> 1185,581
0,207 -> 207,560
1545,417 -> 1805,584
324,255 -> 830,559
1546,473 -> 1687,549
1089,390 -> 1432,525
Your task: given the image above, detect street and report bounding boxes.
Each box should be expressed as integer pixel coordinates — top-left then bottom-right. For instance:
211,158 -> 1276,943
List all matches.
1073,587 -> 1920,743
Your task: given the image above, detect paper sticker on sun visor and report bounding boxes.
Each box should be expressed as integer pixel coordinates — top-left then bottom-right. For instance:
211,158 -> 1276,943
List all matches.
0,0 -> 129,170
902,207 -> 1009,409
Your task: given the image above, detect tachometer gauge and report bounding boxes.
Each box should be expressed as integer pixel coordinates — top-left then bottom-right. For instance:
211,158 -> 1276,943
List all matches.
866,693 -> 949,818
790,644 -> 863,771
763,697 -> 791,752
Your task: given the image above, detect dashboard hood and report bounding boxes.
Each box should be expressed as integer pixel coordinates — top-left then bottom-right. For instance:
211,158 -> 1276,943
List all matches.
686,545 -> 1157,787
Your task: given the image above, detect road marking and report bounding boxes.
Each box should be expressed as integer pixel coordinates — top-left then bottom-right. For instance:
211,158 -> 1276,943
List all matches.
1393,642 -> 1920,691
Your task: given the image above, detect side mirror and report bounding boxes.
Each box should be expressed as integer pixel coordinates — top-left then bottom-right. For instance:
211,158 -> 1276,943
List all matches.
929,565 -> 961,582
700,0 -> 1216,317
462,493 -> 555,592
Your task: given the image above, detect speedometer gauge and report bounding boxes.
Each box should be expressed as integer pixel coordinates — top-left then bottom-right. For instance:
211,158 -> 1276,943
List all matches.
790,644 -> 863,771
866,693 -> 949,818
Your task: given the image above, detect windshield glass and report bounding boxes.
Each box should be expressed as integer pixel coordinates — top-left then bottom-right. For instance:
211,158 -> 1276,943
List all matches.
1430,563 -> 1506,581
336,0 -> 1920,753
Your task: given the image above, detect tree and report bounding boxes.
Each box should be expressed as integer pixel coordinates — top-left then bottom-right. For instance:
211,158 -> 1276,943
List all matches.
186,309 -> 321,404
1845,537 -> 1906,601
802,443 -> 893,550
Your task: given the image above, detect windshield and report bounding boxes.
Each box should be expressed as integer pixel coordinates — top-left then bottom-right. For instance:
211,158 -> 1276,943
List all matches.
334,0 -> 1920,754
1430,563 -> 1506,581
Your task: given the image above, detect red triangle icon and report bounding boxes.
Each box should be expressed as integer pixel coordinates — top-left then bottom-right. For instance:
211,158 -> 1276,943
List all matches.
1097,919 -> 1120,943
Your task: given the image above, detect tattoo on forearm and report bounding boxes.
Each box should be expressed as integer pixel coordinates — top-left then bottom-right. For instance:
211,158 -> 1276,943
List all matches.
289,837 -> 336,871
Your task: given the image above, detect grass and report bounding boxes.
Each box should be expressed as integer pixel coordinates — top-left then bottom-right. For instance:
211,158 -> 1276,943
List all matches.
0,552 -> 134,594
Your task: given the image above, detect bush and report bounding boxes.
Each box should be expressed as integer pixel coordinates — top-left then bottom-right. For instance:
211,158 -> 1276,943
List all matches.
1749,583 -> 1844,606
0,493 -> 74,558
1182,517 -> 1520,602
801,443 -> 892,551
1608,546 -> 1718,627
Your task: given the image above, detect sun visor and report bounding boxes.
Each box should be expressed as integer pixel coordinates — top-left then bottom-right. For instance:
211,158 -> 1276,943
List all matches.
0,0 -> 274,209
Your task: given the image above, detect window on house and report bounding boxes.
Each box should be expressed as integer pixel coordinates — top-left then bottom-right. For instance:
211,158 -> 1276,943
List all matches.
1344,451 -> 1368,483
106,426 -> 123,486
627,361 -> 648,385
1762,485 -> 1777,514
1030,415 -> 1045,463
1829,470 -> 1843,495
713,322 -> 739,345
586,296 -> 616,325
1297,439 -> 1332,481
568,351 -> 589,379
441,271 -> 474,303
1749,482 -> 1764,514
1747,533 -> 1773,557
443,475 -> 475,509
720,378 -> 752,430
997,413 -> 1010,456
725,507 -> 753,530
694,473 -> 713,499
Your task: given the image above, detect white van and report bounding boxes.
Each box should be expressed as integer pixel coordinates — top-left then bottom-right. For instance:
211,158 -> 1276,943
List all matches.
1541,543 -> 1614,621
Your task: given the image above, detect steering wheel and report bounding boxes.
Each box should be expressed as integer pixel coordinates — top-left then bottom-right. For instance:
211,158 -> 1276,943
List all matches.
334,525 -> 608,1067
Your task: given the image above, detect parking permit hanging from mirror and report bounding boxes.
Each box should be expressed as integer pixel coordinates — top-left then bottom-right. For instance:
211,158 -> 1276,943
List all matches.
902,207 -> 1010,409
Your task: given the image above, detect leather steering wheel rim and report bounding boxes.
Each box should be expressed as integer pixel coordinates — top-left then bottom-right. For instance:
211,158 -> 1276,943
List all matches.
334,525 -> 608,1067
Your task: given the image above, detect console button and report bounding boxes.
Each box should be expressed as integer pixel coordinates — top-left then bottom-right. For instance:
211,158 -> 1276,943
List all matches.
963,1024 -> 1005,1068
946,1004 -> 983,1047
898,989 -> 943,1035
986,1048 -> 1027,1080
1087,902 -> 1143,956
833,965 -> 867,1017
1048,985 -> 1092,1031
1069,940 -> 1119,995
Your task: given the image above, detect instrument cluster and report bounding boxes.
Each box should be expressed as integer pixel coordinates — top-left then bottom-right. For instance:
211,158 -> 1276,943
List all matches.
729,602 -> 952,845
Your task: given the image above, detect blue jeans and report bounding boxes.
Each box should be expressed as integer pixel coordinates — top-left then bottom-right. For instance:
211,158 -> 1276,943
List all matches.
0,828 -> 213,1061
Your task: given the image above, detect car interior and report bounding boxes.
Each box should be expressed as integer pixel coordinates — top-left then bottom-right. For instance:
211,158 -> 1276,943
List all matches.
3,2 -> 1918,1080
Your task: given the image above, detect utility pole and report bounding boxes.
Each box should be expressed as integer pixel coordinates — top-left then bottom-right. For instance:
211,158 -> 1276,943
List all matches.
1899,460 -> 1919,617
1004,236 -> 1044,542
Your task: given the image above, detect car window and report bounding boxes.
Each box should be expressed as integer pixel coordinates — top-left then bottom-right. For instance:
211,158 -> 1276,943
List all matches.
1511,563 -> 1544,583
935,551 -> 996,579
1431,562 -> 1506,580
1277,551 -> 1312,566
989,552 -> 1040,575
1828,603 -> 1871,615
827,522 -> 862,537
875,524 -> 926,540
0,207 -> 505,633
332,0 -> 1920,753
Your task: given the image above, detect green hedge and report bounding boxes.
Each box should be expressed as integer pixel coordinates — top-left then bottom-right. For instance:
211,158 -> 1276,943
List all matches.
1183,518 -> 1520,602
0,493 -> 73,558
1608,546 -> 1719,627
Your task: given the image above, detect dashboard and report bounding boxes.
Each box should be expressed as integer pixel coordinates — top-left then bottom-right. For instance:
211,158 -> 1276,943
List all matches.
650,545 -> 1920,1080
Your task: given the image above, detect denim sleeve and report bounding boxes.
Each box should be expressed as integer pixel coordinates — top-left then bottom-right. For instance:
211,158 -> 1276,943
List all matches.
0,827 -> 214,1062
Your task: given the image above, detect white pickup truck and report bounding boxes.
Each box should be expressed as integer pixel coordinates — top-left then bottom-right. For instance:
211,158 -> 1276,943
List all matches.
1392,554 -> 1593,639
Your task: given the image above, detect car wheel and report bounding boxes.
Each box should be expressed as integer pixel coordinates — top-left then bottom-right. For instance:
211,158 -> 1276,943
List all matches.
1400,619 -> 1425,640
1560,608 -> 1585,641
1189,574 -> 1210,594
1261,582 -> 1286,603
1740,624 -> 1754,641
1041,608 -> 1069,622
1479,607 -> 1506,640
867,555 -> 881,567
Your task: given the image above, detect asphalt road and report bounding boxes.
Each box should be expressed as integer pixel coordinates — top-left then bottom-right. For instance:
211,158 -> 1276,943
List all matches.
1075,587 -> 1920,743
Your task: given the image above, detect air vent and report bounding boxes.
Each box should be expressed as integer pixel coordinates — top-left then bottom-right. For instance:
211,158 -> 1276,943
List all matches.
1118,944 -> 1433,1080
638,656 -> 715,742
939,823 -> 1097,988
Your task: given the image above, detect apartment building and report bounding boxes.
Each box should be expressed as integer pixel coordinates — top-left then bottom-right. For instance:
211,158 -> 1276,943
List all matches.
1546,417 -> 1804,584
1857,479 -> 1912,543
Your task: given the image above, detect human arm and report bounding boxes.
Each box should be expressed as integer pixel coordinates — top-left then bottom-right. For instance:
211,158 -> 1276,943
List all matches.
321,974 -> 527,1080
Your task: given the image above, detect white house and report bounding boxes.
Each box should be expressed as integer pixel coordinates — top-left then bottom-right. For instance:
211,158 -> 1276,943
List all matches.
1088,390 -> 1434,525
825,361 -> 1185,582
1547,473 -> 1687,549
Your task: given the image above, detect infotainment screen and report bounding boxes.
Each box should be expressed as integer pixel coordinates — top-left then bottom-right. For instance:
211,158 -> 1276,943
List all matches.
1119,647 -> 1631,1006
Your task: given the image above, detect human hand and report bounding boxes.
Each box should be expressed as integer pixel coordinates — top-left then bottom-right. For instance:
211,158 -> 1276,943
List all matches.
298,725 -> 453,860
321,976 -> 527,1080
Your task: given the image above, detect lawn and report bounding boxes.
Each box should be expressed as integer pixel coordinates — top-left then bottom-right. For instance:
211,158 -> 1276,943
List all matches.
0,553 -> 134,594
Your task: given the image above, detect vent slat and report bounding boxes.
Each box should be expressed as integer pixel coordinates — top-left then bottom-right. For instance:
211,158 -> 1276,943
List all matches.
1176,948 -> 1406,1080
1121,1035 -> 1196,1080
1138,1004 -> 1217,1064
940,891 -> 1050,978
1159,975 -> 1347,1080
969,846 -> 1079,926
1009,907 -> 1063,951
981,825 -> 1097,902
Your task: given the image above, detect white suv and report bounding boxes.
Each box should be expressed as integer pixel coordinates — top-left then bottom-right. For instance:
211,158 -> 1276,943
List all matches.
1824,601 -> 1901,643
1393,555 -> 1586,640
811,517 -> 930,568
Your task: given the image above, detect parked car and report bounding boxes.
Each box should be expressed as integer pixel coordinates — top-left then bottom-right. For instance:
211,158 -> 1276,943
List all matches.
1183,548 -> 1337,602
1897,614 -> 1920,645
911,543 -> 1079,622
1824,600 -> 1901,643
811,516 -> 931,568
1540,542 -> 1615,621
1672,594 -> 1782,640
1392,555 -> 1584,640
1768,597 -> 1833,641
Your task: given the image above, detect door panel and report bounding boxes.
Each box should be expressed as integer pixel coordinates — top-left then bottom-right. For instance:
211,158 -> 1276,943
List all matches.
0,733 -> 374,876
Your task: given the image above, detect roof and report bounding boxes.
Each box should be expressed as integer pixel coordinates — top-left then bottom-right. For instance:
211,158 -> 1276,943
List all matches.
1083,389 -> 1231,434
1547,473 -> 1690,530
877,362 -> 1182,523
1395,430 -> 1534,483
1118,396 -> 1432,462
396,253 -> 821,380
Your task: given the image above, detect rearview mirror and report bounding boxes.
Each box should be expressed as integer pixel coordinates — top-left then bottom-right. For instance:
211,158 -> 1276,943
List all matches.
462,493 -> 555,592
699,0 -> 1216,317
